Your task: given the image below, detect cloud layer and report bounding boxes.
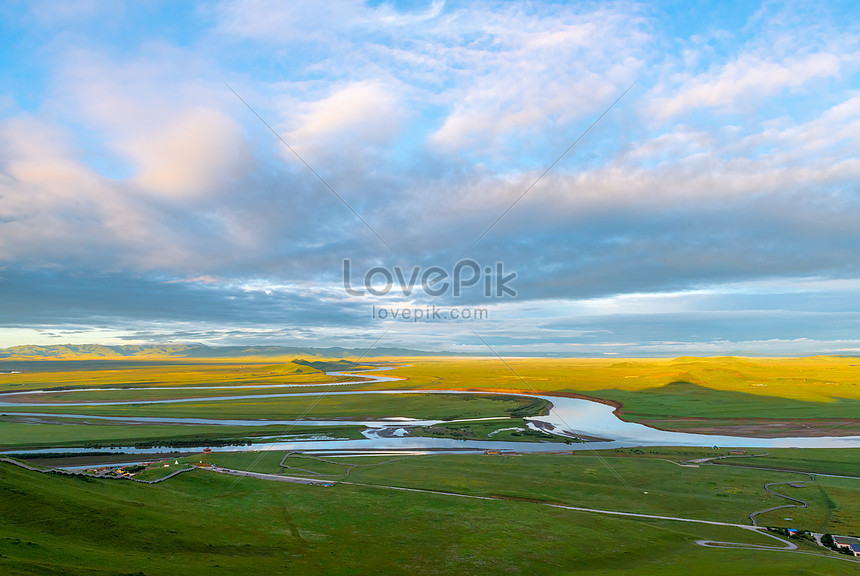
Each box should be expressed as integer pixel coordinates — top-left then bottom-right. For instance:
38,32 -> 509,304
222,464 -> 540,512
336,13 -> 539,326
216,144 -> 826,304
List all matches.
1,0 -> 860,355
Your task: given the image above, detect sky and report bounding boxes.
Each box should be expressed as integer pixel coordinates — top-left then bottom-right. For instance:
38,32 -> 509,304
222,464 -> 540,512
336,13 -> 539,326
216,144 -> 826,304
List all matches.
1,0 -> 860,356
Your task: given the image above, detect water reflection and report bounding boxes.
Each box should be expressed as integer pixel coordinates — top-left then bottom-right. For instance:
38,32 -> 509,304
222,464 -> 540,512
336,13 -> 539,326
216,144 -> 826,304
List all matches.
4,367 -> 860,456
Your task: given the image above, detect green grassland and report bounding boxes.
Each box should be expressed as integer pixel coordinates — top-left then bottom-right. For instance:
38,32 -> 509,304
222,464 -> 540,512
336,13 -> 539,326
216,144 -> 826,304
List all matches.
704,447 -> 860,477
376,356 -> 860,425
0,392 -> 549,422
2,454 -> 858,575
128,462 -> 194,481
280,452 -> 354,476
592,446 -> 860,477
3,355 -> 860,450
3,356 -> 860,452
590,383 -> 860,419
192,451 -> 858,530
407,418 -> 573,443
5,355 -> 860,429
0,382 -> 376,404
814,476 -> 860,535
0,418 -> 364,451
191,449 -> 293,473
3,355 -> 860,574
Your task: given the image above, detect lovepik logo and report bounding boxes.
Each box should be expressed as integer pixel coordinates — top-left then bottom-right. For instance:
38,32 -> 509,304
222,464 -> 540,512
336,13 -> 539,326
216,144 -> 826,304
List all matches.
343,259 -> 517,298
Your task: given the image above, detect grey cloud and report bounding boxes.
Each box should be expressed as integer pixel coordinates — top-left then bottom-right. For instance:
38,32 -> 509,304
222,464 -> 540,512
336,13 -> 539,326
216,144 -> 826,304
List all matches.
0,268 -> 362,328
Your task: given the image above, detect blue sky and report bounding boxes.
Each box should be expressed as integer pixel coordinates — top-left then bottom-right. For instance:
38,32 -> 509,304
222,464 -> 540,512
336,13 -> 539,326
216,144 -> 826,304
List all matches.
1,0 -> 860,356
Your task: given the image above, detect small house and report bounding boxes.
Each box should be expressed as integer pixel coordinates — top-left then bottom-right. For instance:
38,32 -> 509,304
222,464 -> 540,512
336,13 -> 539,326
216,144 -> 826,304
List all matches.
787,529 -> 799,537
834,535 -> 860,549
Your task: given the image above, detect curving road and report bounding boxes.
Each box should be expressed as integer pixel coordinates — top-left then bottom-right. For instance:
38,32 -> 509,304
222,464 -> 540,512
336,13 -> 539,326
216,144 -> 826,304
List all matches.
749,476 -> 814,526
682,452 -> 816,527
278,451 -> 416,478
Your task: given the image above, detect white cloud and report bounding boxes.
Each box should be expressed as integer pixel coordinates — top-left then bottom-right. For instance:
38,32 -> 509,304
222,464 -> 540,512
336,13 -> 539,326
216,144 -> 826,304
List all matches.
650,51 -> 843,119
214,0 -> 444,41
0,115 -> 203,270
119,107 -> 246,198
214,0 -> 364,41
283,80 -> 405,161
214,1 -> 647,158
424,8 -> 645,154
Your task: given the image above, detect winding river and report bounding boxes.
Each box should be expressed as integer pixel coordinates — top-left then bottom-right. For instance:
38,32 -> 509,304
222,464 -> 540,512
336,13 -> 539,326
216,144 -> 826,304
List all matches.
3,367 -> 860,456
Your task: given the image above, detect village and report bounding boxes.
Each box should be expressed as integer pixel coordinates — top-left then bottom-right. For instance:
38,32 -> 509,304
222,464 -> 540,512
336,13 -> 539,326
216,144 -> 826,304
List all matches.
832,535 -> 860,557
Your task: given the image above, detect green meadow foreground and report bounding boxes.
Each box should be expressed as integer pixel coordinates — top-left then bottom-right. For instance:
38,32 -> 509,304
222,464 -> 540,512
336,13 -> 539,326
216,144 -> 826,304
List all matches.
1,353 -> 860,574
2,450 -> 860,575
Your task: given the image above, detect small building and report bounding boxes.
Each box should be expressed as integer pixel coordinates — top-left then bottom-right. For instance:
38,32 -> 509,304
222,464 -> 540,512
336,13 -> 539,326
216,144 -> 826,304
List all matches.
787,529 -> 799,537
834,535 -> 860,549
203,447 -> 212,454
850,544 -> 860,557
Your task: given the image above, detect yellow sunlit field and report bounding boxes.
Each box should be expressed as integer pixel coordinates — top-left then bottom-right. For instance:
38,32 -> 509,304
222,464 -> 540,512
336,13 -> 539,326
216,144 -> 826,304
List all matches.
3,355 -> 859,436
0,359 -> 357,392
380,356 -> 860,402
363,356 -> 860,435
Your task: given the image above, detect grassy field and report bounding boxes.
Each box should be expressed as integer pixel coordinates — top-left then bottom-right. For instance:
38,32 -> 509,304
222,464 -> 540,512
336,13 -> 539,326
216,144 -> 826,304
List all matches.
4,356 -> 860,433
407,417 -> 574,443
4,356 -> 860,574
703,447 -> 860,477
128,462 -> 194,481
3,356 -> 860,449
0,382 -> 375,403
7,355 -> 860,404
190,450 -> 860,530
2,453 -> 858,575
0,419 -> 365,451
369,357 -> 860,430
0,415 -> 572,451
0,359 -> 354,393
0,392 -> 549,422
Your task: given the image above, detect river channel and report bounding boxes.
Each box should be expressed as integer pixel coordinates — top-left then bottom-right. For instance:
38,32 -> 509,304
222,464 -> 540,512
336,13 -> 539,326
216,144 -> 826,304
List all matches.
3,367 -> 860,456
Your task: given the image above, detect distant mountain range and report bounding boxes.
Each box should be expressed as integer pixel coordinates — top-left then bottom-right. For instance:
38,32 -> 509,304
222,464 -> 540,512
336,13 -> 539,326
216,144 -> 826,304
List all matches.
0,343 -> 470,360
